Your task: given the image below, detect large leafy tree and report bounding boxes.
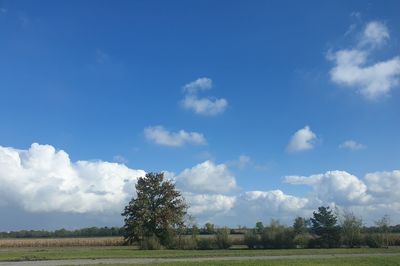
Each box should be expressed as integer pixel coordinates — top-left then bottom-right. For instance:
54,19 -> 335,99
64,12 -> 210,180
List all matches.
122,172 -> 188,246
310,206 -> 340,248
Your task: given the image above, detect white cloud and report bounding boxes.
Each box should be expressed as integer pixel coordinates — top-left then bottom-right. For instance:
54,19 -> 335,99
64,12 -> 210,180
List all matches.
181,77 -> 228,116
182,95 -> 228,116
329,49 -> 400,99
283,169 -> 400,224
0,143 -> 145,214
286,126 -> 317,153
364,170 -> 400,202
285,170 -> 371,205
184,168 -> 400,226
360,21 -> 390,48
212,190 -> 311,226
175,160 -> 237,194
144,126 -> 206,147
339,140 -> 366,150
1,143 -> 400,227
184,192 -> 236,217
183,77 -> 213,94
183,190 -> 311,226
328,21 -> 400,99
240,190 -> 309,213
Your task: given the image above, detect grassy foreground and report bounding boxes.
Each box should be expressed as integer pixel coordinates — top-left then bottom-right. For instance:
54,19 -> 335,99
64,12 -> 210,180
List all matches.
0,246 -> 399,261
71,256 -> 400,266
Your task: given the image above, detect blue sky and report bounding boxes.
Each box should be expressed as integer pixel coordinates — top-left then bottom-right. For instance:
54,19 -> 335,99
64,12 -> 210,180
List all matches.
0,0 -> 400,230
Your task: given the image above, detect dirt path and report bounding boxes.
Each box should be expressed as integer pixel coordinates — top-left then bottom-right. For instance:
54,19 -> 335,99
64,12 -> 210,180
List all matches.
0,253 -> 399,266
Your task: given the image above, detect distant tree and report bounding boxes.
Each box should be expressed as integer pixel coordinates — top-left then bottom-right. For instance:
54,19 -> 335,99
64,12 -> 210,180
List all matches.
121,172 -> 188,247
293,216 -> 308,235
204,223 -> 215,234
191,225 -> 199,236
340,210 -> 362,247
310,206 -> 340,248
375,214 -> 391,248
255,221 -> 264,233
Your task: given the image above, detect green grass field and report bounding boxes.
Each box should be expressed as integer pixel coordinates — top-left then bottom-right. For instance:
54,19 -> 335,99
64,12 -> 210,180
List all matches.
72,256 -> 400,266
0,246 -> 399,261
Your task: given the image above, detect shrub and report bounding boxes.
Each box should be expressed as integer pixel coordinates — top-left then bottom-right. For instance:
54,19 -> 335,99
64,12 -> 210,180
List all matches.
389,234 -> 400,246
261,220 -> 295,249
197,238 -> 216,250
293,233 -> 313,248
244,230 -> 261,249
364,234 -> 381,248
140,235 -> 162,250
174,236 -> 198,250
215,228 -> 232,249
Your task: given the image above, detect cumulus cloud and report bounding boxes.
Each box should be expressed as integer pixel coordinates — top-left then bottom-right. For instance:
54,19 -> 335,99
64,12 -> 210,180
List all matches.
237,190 -> 309,214
286,126 -> 317,153
183,192 -> 236,218
283,169 -> 400,224
0,143 -> 145,214
364,170 -> 400,202
144,126 -> 206,147
285,170 -> 371,205
1,143 -> 400,227
328,21 -> 400,99
181,189 -> 311,226
175,160 -> 236,194
207,190 -> 311,226
339,140 -> 366,150
181,77 -> 228,116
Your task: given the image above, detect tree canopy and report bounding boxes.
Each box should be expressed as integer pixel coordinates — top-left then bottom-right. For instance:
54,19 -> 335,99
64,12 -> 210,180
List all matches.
310,206 -> 340,248
121,172 -> 188,246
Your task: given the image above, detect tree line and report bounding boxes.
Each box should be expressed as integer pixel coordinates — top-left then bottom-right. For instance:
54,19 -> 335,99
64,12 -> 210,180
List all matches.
0,227 -> 123,238
120,172 -> 400,249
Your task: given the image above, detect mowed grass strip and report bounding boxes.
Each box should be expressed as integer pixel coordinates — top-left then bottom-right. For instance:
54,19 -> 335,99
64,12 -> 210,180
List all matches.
69,255 -> 400,266
0,246 -> 400,261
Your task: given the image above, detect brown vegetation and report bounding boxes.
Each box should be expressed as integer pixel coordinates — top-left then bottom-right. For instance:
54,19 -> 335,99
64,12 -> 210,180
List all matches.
0,237 -> 124,248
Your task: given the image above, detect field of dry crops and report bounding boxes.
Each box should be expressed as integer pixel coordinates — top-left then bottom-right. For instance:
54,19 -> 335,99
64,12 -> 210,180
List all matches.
0,237 -> 124,248
0,234 -> 245,248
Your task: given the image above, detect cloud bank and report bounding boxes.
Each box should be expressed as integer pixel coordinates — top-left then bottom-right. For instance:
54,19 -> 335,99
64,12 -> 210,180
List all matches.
0,143 -> 399,228
0,143 -> 145,214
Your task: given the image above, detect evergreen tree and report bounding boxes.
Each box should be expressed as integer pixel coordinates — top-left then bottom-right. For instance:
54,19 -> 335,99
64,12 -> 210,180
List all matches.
310,206 -> 340,248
